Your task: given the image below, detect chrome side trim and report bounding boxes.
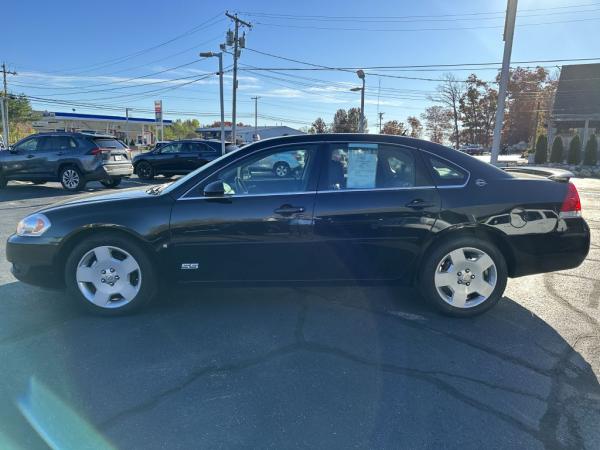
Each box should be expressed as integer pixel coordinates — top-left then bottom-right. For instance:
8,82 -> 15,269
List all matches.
180,191 -> 317,200
318,186 -> 436,194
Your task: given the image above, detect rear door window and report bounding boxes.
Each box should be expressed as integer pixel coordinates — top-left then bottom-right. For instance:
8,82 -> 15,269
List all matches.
321,142 -> 429,191
43,136 -> 78,151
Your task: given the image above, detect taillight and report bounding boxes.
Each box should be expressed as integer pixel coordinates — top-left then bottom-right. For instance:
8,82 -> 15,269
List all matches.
89,147 -> 102,156
560,182 -> 582,218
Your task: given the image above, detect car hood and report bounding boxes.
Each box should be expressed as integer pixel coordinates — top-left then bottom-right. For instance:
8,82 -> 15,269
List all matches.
40,186 -> 160,212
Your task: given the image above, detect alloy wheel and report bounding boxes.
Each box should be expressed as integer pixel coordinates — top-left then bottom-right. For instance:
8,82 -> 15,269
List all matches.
433,247 -> 497,309
75,245 -> 142,309
274,163 -> 289,177
62,169 -> 80,189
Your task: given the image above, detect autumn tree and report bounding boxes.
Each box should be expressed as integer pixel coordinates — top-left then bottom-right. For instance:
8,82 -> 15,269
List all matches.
421,106 -> 452,144
406,116 -> 423,138
503,67 -> 555,146
381,120 -> 406,135
458,75 -> 497,148
432,74 -> 463,148
5,94 -> 40,143
309,117 -> 328,134
164,119 -> 200,140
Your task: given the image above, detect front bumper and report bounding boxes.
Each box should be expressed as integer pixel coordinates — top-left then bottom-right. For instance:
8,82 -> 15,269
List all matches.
6,234 -> 63,288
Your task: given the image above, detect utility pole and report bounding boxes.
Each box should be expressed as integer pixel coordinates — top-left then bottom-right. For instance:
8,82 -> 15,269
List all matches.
1,63 -> 17,145
225,12 -> 251,145
378,112 -> 384,133
251,96 -> 260,139
490,0 -> 518,165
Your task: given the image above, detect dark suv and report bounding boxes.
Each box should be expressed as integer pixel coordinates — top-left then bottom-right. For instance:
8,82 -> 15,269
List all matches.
0,132 -> 133,191
133,139 -> 231,180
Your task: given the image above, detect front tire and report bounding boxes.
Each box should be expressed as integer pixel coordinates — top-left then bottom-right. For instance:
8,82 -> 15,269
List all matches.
136,161 -> 154,180
64,233 -> 157,315
60,166 -> 86,191
419,237 -> 507,317
100,177 -> 122,188
273,162 -> 290,177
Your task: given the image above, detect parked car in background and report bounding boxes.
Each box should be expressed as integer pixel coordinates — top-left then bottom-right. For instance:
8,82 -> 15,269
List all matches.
6,134 -> 589,317
459,144 -> 486,155
248,148 -> 305,177
0,132 -> 133,190
133,139 -> 234,180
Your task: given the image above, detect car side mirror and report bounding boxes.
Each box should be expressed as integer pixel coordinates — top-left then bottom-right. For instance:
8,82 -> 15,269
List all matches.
203,180 -> 226,197
8,146 -> 17,153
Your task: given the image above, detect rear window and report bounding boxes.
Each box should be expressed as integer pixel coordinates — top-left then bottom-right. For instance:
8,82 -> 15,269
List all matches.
93,138 -> 126,149
427,156 -> 468,186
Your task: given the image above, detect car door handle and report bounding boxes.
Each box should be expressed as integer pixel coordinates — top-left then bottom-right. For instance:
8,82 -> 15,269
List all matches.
274,205 -> 305,215
406,199 -> 435,209
26,154 -> 35,159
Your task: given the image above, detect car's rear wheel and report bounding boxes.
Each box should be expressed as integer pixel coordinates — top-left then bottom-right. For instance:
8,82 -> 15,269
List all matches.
136,161 -> 154,180
100,177 -> 122,188
273,162 -> 290,177
419,237 -> 507,317
65,233 -> 157,315
60,166 -> 86,191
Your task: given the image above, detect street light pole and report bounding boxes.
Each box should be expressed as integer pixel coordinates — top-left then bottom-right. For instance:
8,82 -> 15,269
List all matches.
125,107 -> 130,145
356,70 -> 365,133
251,96 -> 260,138
490,0 -> 518,165
201,51 -> 226,155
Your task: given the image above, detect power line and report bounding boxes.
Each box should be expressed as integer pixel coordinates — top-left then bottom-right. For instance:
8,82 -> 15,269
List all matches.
253,15 -> 600,32
42,14 -> 226,76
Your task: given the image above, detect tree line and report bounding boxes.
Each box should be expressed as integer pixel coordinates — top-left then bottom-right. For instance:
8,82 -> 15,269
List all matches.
308,67 -> 557,150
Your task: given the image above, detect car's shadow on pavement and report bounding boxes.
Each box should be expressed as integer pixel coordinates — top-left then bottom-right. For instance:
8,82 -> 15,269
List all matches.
0,281 -> 598,448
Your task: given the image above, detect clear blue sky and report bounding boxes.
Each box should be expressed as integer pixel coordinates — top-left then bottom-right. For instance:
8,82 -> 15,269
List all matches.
2,0 -> 599,131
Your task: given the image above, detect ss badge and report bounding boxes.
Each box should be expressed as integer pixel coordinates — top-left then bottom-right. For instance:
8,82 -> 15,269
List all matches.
181,263 -> 199,270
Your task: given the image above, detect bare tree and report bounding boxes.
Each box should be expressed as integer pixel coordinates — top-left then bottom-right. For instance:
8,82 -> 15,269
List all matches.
431,73 -> 463,149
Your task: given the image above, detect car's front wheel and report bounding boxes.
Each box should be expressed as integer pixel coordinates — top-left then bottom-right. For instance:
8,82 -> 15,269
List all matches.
273,162 -> 290,177
60,166 -> 86,191
100,177 -> 122,188
136,161 -> 154,180
65,233 -> 157,315
419,237 -> 507,317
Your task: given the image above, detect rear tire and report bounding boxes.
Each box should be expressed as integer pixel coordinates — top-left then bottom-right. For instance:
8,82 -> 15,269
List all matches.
136,161 -> 154,180
100,177 -> 122,188
64,232 -> 157,315
60,166 -> 86,191
418,236 -> 507,317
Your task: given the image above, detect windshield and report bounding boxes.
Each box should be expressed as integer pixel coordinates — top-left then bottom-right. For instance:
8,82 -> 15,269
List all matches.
160,145 -> 247,195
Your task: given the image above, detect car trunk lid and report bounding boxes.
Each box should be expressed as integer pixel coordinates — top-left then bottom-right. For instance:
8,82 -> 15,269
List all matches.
90,137 -> 130,163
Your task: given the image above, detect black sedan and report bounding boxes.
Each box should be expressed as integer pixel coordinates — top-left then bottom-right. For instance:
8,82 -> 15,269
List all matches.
6,134 -> 590,317
132,139 -> 235,180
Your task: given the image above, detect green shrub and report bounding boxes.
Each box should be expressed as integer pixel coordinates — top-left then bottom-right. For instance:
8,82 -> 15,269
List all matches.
533,134 -> 548,164
567,134 -> 582,165
583,134 -> 598,166
550,136 -> 564,163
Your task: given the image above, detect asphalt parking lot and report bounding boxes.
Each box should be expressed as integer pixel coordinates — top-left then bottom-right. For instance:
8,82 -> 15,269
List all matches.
0,177 -> 599,449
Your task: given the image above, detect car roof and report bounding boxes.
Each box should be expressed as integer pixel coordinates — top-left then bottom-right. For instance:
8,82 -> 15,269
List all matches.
31,132 -> 116,139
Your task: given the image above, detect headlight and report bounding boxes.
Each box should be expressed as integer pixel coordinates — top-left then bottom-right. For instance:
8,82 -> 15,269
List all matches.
16,213 -> 51,237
